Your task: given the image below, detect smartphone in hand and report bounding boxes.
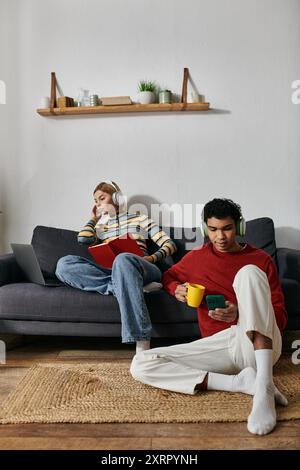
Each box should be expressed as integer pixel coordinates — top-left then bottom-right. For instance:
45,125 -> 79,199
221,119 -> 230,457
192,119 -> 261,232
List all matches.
206,294 -> 226,310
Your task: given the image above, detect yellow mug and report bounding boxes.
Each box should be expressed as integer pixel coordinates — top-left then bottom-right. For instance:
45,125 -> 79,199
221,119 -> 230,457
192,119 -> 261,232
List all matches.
186,283 -> 205,308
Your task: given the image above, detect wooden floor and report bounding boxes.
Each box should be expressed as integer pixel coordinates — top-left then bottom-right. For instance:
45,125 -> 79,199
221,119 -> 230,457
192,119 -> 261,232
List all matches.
0,334 -> 300,450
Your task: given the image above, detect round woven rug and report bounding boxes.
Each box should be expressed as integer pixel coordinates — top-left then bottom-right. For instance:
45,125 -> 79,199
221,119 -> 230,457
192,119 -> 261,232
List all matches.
0,356 -> 299,424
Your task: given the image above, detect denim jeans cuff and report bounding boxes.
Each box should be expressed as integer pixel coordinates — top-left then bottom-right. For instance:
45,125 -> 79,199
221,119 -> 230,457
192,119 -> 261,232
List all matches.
122,337 -> 151,344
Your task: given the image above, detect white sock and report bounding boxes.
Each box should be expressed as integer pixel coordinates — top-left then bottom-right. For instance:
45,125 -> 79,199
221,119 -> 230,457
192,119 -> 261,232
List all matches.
247,349 -> 277,435
207,367 -> 256,395
207,366 -> 287,406
136,340 -> 150,353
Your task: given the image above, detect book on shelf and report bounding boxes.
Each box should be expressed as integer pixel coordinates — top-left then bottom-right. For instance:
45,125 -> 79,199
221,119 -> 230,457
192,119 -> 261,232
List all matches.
100,96 -> 132,106
57,96 -> 74,107
88,233 -> 144,268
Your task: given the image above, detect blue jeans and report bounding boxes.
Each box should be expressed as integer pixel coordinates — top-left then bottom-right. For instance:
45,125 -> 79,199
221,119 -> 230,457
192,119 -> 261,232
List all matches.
55,253 -> 162,343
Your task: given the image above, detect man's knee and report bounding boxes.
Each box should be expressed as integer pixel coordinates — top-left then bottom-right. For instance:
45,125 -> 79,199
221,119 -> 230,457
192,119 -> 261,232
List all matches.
234,264 -> 267,285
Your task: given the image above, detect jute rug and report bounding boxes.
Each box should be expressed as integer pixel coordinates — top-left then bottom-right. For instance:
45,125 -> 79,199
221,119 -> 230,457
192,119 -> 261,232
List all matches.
0,356 -> 299,424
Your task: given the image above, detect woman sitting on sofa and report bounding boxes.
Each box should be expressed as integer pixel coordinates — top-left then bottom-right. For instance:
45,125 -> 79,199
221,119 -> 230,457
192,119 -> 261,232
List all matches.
55,180 -> 177,353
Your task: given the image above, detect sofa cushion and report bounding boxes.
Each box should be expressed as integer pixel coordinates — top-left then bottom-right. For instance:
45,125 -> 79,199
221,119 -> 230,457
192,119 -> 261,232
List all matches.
31,226 -> 94,279
281,278 -> 300,317
238,217 -> 277,260
0,283 -> 198,324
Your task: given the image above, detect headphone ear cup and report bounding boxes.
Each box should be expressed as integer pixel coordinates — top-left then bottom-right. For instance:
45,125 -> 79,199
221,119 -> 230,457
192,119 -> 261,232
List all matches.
236,218 -> 246,237
240,217 -> 246,237
112,192 -> 119,206
201,221 -> 209,238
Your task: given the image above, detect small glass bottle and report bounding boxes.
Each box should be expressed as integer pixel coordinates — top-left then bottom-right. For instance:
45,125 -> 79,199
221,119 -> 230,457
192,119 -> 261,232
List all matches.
76,88 -> 90,107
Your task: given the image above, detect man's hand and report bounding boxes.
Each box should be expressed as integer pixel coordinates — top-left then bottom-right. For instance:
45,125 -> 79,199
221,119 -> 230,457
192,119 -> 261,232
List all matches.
175,282 -> 189,303
208,301 -> 238,323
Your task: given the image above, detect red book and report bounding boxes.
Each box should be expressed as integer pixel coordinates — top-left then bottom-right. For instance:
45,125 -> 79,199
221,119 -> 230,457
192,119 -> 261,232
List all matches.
88,233 -> 144,268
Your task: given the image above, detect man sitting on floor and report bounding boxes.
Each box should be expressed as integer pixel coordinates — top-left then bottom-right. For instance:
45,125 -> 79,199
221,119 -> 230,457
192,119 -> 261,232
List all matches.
130,198 -> 288,436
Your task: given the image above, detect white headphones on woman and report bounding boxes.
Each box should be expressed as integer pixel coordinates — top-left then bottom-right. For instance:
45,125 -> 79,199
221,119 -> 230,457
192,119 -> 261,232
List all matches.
103,180 -> 125,207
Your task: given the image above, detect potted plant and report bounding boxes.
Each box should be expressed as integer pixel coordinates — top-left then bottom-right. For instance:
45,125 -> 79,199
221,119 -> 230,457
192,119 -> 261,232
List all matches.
137,80 -> 156,104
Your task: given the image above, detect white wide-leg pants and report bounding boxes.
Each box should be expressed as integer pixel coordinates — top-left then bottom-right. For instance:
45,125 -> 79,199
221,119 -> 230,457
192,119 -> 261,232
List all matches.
130,265 -> 282,394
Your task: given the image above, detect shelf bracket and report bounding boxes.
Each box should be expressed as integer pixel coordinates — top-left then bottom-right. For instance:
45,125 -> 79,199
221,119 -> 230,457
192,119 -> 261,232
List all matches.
50,72 -> 57,114
180,68 -> 189,105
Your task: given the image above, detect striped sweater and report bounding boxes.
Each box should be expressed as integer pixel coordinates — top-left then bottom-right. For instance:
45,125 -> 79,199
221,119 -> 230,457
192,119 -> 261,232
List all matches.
78,212 -> 177,263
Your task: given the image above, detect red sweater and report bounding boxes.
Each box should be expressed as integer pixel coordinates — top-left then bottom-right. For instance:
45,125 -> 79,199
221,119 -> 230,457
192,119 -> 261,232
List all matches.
162,243 -> 287,338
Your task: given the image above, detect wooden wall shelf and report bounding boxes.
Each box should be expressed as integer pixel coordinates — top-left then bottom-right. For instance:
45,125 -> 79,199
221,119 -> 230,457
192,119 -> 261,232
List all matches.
37,102 -> 210,116
37,68 -> 210,117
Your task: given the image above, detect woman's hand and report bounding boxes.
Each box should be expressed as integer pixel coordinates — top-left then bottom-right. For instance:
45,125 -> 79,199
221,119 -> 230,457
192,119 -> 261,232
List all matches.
208,301 -> 238,323
143,255 -> 154,263
175,282 -> 189,303
91,205 -> 100,222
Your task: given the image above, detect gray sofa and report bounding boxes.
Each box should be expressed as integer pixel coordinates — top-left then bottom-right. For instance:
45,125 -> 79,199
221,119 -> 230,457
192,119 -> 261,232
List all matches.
0,217 -> 299,338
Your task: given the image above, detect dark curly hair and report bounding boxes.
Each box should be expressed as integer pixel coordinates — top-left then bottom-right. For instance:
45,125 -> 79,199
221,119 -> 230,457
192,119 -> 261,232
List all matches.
203,198 -> 242,223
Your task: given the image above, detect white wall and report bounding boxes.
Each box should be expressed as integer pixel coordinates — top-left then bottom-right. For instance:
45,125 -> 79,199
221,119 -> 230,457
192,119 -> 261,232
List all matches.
1,0 -> 300,253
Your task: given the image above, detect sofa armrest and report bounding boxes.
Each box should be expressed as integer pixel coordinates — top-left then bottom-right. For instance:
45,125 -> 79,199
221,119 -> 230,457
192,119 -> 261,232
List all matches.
277,248 -> 300,284
0,254 -> 25,286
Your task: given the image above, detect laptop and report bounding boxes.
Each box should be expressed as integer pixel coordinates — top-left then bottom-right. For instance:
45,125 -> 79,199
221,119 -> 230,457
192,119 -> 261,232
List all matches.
11,243 -> 63,287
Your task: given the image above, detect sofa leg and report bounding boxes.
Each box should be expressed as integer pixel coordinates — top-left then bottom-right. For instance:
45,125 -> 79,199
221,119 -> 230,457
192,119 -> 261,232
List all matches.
0,334 -> 31,351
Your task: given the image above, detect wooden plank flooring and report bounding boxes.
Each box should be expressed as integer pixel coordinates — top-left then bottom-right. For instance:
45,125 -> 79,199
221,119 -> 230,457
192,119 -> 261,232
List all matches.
0,335 -> 300,450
